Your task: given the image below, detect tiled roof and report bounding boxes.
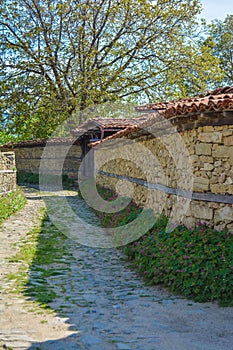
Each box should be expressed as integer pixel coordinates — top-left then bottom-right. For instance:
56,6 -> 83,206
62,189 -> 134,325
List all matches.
206,86 -> 233,95
3,87 -> 233,149
71,117 -> 147,136
90,86 -> 233,147
1,118 -> 147,149
0,137 -> 79,149
136,86 -> 233,118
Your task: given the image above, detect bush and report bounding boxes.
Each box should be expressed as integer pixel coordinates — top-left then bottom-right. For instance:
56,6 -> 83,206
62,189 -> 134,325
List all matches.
124,220 -> 233,306
17,171 -> 39,184
17,171 -> 76,188
95,186 -> 233,306
0,188 -> 26,224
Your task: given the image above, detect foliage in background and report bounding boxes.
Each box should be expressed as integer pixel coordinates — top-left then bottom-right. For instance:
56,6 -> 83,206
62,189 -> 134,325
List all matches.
0,0 -> 223,140
96,186 -> 233,306
17,171 -> 76,189
204,15 -> 233,87
161,41 -> 224,100
0,130 -> 16,145
17,172 -> 40,185
0,188 -> 26,224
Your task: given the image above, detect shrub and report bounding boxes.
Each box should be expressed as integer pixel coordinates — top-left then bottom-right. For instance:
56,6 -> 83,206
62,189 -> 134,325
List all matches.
124,222 -> 233,306
95,186 -> 233,306
17,171 -> 76,188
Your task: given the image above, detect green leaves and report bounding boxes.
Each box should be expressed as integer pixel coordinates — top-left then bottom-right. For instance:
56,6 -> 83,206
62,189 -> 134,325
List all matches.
0,188 -> 26,224
1,0 -> 221,140
204,15 -> 233,86
124,224 -> 233,305
94,186 -> 233,306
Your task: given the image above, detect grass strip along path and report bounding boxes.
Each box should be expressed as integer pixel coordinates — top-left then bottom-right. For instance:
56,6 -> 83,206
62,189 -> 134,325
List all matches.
0,185 -> 233,350
0,188 -> 26,225
0,186 -> 75,349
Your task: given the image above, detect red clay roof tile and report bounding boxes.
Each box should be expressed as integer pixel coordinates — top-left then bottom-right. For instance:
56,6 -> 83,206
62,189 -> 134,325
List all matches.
71,117 -> 147,136
136,87 -> 233,117
90,86 -> 233,147
3,87 -> 233,149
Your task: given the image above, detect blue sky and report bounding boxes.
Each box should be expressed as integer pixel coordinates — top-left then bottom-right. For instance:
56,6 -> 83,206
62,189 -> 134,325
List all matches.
199,0 -> 233,22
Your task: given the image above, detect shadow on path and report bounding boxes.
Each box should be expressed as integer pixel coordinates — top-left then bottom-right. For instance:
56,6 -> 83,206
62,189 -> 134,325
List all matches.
16,187 -> 233,350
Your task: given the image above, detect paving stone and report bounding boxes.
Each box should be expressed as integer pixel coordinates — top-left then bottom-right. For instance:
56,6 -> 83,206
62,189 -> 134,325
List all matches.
116,342 -> 132,349
0,186 -> 233,350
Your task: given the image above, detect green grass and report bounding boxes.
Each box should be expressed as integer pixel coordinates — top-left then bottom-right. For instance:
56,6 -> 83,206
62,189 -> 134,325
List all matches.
95,186 -> 233,306
7,210 -> 75,309
0,188 -> 26,225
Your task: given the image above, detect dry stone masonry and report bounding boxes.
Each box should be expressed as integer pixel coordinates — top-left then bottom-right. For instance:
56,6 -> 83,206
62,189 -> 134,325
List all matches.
94,115 -> 233,233
1,140 -> 82,180
0,151 -> 16,194
1,87 -> 233,232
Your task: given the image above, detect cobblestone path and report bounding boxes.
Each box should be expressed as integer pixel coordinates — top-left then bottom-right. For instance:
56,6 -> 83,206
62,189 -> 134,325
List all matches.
0,187 -> 233,350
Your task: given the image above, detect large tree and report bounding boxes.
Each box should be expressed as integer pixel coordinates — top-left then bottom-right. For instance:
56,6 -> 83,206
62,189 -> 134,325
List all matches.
0,0 -> 222,139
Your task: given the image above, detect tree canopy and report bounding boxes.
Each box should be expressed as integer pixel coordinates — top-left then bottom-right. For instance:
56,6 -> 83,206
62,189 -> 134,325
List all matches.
0,0 -> 223,140
204,15 -> 233,86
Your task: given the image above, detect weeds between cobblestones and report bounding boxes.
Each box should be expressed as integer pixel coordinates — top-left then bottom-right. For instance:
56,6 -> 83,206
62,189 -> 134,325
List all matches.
0,188 -> 26,225
1,186 -> 233,350
8,211 -> 75,308
0,187 -> 75,349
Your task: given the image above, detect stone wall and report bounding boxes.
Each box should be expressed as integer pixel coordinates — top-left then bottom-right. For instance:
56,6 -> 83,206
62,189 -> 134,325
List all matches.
0,152 -> 17,194
2,143 -> 82,180
94,120 -> 233,232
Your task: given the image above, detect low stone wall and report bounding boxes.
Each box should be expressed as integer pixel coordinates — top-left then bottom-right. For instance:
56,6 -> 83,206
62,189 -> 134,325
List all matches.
94,116 -> 233,232
0,152 -> 17,194
2,143 -> 82,180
